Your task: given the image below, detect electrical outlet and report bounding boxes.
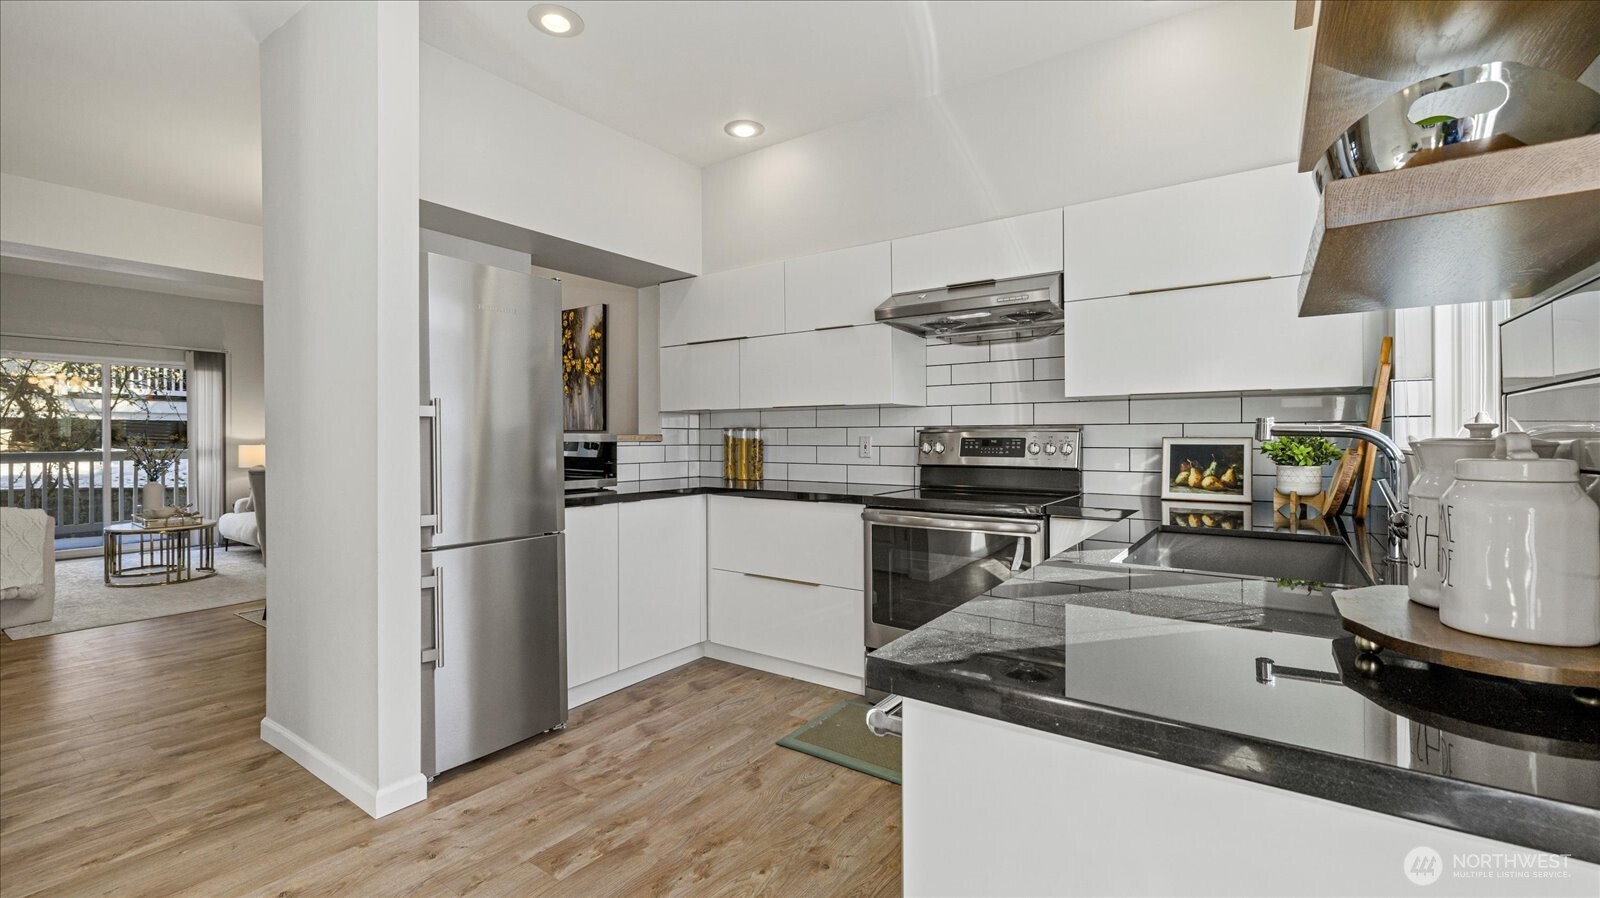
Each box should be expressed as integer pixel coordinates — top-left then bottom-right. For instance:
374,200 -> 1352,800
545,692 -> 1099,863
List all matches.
858,436 -> 873,458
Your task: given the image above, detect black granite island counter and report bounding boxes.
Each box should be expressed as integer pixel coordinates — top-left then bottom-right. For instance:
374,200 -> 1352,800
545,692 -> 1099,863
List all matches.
867,517 -> 1600,896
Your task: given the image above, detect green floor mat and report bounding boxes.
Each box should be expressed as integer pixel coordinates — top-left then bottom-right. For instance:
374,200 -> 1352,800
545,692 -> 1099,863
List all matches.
777,700 -> 902,785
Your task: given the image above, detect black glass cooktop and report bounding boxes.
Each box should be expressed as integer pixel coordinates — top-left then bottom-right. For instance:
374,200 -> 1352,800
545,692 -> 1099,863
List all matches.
866,486 -> 1083,517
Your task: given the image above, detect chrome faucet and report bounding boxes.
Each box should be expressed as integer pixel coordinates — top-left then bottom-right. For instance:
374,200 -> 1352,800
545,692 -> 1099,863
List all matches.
1254,416 -> 1408,562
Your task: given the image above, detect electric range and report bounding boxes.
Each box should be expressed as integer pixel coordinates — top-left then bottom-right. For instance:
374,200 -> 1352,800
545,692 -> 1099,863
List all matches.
863,426 -> 1082,650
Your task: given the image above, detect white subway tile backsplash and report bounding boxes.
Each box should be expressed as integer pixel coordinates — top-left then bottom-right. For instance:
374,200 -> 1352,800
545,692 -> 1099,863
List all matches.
992,380 -> 1062,404
1034,399 -> 1130,424
926,342 -> 992,365
1130,396 -> 1242,423
760,409 -> 817,427
765,445 -> 817,464
927,383 -> 991,405
786,427 -> 848,445
1081,424 -> 1183,448
1081,448 -> 1131,471
879,406 -> 953,427
1033,357 -> 1065,380
1181,423 -> 1255,438
847,427 -> 916,446
951,404 -> 1034,425
990,335 -> 1063,361
879,446 -> 919,466
617,444 -> 665,464
951,360 -> 1034,384
849,465 -> 914,485
818,407 -> 882,427
1130,447 -> 1162,472
926,366 -> 952,387
787,463 -> 847,483
818,445 -> 873,465
1083,471 -> 1160,496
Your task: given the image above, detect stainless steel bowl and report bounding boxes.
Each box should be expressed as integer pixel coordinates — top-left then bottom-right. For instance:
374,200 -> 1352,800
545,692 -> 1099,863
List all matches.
1314,61 -> 1600,191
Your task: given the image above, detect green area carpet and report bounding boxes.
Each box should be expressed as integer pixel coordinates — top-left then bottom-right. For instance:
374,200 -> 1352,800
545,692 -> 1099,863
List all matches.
777,700 -> 902,785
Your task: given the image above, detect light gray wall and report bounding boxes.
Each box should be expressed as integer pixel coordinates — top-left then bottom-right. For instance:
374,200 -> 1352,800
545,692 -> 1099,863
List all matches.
537,265 -> 642,435
0,272 -> 265,506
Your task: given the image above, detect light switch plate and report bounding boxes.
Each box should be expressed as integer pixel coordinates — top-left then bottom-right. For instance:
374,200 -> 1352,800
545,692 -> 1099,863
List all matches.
858,436 -> 873,458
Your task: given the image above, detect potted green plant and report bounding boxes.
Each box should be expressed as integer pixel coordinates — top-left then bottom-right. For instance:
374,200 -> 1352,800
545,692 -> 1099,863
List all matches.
1259,435 -> 1342,497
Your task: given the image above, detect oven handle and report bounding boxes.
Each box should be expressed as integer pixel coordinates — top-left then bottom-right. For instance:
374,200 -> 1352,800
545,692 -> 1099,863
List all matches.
862,508 -> 1043,536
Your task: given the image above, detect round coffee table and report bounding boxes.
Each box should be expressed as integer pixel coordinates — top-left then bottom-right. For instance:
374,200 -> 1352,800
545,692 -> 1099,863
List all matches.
103,519 -> 218,587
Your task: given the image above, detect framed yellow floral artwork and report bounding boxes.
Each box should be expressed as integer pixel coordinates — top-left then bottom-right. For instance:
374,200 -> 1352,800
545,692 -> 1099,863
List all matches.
561,304 -> 606,432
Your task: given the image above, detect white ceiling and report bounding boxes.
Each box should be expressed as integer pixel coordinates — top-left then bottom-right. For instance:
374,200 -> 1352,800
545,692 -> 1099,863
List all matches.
0,0 -> 306,226
422,0 -> 1217,166
0,0 -> 1213,229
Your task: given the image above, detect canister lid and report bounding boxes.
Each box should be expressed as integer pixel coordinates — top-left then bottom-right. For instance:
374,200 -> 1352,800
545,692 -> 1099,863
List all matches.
1454,432 -> 1580,483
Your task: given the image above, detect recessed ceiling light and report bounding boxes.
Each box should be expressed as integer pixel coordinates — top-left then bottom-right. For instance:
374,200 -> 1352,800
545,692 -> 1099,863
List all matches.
528,4 -> 583,37
724,120 -> 765,139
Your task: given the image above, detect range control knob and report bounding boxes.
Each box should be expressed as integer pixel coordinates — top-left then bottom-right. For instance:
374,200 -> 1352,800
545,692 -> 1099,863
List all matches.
1028,441 -> 1042,455
933,441 -> 946,454
920,441 -> 933,454
1043,442 -> 1057,455
1061,442 -> 1075,455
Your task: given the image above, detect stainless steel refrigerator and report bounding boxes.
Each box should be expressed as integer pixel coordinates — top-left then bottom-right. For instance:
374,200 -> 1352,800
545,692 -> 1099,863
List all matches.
420,252 -> 567,778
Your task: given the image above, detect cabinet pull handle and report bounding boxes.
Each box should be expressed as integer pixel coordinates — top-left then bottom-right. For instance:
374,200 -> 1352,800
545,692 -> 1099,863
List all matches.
1126,275 -> 1271,296
741,571 -> 822,588
421,568 -> 444,667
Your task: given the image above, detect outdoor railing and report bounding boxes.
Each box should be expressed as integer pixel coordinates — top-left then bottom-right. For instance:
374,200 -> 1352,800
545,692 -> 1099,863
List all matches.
1,449 -> 190,536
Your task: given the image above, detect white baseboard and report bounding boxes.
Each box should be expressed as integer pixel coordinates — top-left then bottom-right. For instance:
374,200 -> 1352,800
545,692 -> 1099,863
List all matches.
260,717 -> 427,818
704,643 -> 864,695
568,644 -> 706,708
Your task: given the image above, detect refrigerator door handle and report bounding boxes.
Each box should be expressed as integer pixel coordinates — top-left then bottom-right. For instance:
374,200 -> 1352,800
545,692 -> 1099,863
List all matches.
424,398 -> 443,534
421,568 -> 443,667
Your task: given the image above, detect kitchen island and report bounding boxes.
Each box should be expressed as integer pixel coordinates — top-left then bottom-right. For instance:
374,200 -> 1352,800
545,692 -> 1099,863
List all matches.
867,517 -> 1600,896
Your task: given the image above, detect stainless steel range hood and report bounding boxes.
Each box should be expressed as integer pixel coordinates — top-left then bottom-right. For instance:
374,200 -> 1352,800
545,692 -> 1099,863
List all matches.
875,273 -> 1063,344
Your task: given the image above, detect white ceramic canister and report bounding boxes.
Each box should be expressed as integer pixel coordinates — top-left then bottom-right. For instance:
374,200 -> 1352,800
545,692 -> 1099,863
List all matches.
1406,437 -> 1496,607
1437,432 -> 1600,647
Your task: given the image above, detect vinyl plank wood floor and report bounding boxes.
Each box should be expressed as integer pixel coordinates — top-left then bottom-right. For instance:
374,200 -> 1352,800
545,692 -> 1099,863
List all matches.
0,604 -> 902,897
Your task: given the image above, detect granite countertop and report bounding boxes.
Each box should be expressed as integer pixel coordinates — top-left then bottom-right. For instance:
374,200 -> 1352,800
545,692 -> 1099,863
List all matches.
866,514 -> 1600,861
566,478 -> 1134,524
563,477 -> 906,507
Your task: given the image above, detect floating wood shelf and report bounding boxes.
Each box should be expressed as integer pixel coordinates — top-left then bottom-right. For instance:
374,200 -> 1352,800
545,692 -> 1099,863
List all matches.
1297,1 -> 1600,175
1294,1 -> 1600,317
1298,135 -> 1600,316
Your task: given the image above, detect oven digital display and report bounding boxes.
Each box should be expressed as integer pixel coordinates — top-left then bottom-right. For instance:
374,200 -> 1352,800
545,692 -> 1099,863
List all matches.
960,437 -> 1026,458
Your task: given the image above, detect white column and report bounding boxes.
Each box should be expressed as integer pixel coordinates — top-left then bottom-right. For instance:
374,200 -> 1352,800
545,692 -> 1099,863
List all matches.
259,0 -> 424,817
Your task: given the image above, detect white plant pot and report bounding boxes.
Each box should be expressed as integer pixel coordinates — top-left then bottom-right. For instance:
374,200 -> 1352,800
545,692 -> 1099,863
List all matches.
1274,465 -> 1323,496
141,481 -> 168,516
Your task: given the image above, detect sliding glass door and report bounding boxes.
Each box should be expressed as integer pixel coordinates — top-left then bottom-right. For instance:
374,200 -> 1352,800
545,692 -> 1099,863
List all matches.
0,356 -> 189,552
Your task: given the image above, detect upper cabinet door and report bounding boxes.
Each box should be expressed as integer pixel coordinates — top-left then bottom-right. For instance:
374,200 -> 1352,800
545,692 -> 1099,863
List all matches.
659,261 -> 785,346
660,340 -> 742,411
784,241 -> 892,331
1061,163 -> 1318,302
890,209 -> 1063,294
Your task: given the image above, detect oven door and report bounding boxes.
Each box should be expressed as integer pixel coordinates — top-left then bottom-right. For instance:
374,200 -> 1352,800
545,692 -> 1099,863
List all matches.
863,508 -> 1045,649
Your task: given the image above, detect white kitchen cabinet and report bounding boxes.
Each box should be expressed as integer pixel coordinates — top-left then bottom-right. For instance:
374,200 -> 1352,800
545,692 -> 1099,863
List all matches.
564,504 -> 619,687
707,569 -> 864,677
890,209 -> 1063,294
660,339 -> 742,411
617,495 -> 706,669
1062,276 -> 1369,397
739,325 -> 924,409
658,261 -> 785,346
707,497 -> 864,591
784,241 -> 892,331
1060,163 -> 1318,302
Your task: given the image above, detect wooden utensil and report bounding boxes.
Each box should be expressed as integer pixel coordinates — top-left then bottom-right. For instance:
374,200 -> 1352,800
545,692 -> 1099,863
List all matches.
1322,336 -> 1392,517
1353,336 -> 1394,520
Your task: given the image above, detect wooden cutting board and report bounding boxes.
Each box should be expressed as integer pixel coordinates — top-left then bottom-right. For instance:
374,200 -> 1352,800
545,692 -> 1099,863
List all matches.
1323,336 -> 1392,517
1333,586 -> 1600,688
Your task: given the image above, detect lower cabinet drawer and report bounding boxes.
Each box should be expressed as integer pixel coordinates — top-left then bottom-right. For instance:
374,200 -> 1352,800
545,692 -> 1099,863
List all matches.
707,568 -> 864,677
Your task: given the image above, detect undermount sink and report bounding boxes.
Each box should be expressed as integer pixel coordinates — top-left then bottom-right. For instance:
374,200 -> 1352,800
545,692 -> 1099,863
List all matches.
1115,527 -> 1375,587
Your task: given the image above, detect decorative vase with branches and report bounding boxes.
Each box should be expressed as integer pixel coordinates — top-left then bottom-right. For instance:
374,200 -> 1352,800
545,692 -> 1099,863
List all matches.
128,434 -> 184,516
